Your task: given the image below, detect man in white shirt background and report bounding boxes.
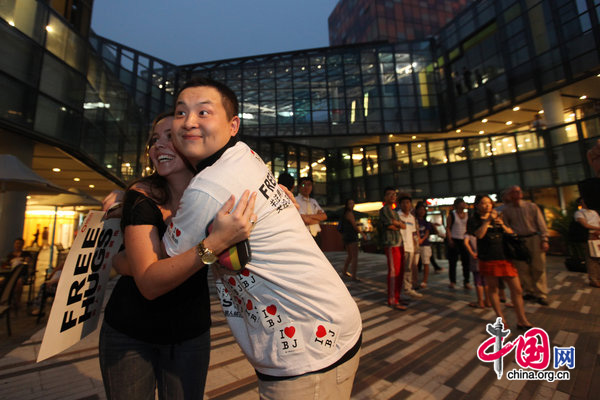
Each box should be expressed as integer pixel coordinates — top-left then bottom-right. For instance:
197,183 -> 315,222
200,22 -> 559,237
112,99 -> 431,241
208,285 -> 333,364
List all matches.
397,195 -> 423,299
574,197 -> 600,288
296,176 -> 327,248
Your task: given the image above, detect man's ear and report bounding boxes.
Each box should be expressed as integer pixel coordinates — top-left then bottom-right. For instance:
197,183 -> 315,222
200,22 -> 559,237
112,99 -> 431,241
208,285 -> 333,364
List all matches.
230,115 -> 241,136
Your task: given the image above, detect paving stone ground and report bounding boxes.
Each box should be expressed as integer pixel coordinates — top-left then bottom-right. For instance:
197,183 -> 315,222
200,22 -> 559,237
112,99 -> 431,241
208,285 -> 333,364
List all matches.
0,252 -> 597,399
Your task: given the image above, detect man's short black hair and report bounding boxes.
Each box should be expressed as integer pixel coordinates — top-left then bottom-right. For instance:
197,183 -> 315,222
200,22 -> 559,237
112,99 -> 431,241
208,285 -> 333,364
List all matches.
298,176 -> 313,186
277,172 -> 295,191
383,186 -> 396,197
176,77 -> 239,120
454,197 -> 465,206
398,195 -> 412,203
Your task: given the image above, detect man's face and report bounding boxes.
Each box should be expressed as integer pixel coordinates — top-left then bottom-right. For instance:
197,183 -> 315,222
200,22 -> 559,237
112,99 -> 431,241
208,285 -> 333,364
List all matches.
299,180 -> 313,197
172,86 -> 240,165
400,199 -> 412,213
509,186 -> 523,203
384,190 -> 397,205
14,240 -> 24,252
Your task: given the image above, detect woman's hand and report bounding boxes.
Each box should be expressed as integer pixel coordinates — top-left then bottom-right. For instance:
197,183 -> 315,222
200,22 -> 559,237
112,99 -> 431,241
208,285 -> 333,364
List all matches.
205,190 -> 258,254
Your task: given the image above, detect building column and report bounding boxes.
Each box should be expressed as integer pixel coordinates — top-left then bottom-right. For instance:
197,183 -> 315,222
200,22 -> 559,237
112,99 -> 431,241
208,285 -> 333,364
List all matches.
0,130 -> 35,257
541,91 -> 564,128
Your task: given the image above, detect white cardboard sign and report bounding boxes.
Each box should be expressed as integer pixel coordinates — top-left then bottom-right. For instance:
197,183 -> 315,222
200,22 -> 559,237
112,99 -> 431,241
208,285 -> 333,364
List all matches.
37,211 -> 122,362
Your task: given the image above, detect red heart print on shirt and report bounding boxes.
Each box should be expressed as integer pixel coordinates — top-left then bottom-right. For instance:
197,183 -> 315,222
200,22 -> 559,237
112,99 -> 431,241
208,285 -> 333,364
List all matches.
266,305 -> 277,315
228,277 -> 236,286
176,229 -> 181,237
284,326 -> 295,338
241,269 -> 250,277
316,325 -> 327,338
246,299 -> 253,311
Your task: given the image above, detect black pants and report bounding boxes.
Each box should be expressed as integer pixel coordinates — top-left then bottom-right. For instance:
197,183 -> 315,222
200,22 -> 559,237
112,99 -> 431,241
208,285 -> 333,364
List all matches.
447,239 -> 470,284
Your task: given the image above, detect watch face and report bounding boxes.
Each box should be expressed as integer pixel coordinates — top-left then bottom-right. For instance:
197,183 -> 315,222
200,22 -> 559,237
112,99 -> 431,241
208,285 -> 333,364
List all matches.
202,251 -> 218,265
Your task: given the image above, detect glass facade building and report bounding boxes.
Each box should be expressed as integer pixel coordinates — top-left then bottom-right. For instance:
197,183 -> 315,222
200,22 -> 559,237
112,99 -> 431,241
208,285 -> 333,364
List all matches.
328,0 -> 472,45
1,0 -> 600,211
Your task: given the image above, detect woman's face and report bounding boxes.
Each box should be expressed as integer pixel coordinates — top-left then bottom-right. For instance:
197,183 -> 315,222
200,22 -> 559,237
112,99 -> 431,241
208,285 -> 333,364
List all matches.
477,197 -> 493,214
148,116 -> 188,179
416,206 -> 426,218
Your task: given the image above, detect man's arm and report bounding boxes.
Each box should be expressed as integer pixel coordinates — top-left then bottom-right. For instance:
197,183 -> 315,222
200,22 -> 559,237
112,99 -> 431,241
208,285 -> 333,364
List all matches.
533,203 -> 550,251
122,190 -> 255,300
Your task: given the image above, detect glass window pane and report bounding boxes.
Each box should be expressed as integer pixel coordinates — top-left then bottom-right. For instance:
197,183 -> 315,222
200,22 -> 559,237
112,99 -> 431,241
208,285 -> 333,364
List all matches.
395,143 -> 409,171
428,141 -> 447,165
490,135 -> 517,155
515,130 -> 545,150
550,123 -> 579,145
468,137 -> 490,159
447,139 -> 468,162
411,142 -> 427,168
352,148 -> 363,178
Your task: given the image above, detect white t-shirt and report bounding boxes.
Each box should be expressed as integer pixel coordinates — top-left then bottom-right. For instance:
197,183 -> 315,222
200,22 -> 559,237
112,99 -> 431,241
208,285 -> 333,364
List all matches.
574,208 -> 600,229
450,210 -> 468,240
163,142 -> 362,377
295,195 -> 323,236
398,211 -> 416,252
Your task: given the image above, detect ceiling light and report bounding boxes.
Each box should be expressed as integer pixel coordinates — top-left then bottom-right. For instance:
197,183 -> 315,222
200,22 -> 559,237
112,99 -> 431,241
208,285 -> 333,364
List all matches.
506,121 -> 513,125
52,168 -> 61,172
26,195 -> 31,199
512,106 -> 520,111
579,95 -> 587,100
479,130 -> 484,134
412,135 -> 417,139
8,20 -> 15,26
73,177 -> 80,182
89,184 -> 95,188
417,144 -> 422,148
456,129 -> 461,133
45,25 -> 53,32
481,118 -> 488,123
538,110 -> 544,114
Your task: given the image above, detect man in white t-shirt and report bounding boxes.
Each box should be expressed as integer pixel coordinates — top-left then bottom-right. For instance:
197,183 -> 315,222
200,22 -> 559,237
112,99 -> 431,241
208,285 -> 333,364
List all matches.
397,195 -> 423,299
163,77 -> 362,399
295,176 -> 327,248
574,197 -> 600,288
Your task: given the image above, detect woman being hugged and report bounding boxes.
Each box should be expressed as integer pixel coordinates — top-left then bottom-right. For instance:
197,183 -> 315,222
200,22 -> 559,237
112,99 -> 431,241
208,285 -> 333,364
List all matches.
467,195 -> 532,330
99,112 -> 256,400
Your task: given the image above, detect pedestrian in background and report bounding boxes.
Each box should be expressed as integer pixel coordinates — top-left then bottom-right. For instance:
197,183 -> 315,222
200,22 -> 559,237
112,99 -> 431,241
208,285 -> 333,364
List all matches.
379,187 -> 407,310
574,197 -> 600,288
446,198 -> 471,289
502,186 -> 550,306
397,195 -> 422,299
341,198 -> 361,281
296,176 -> 327,248
415,201 -> 435,289
468,195 -> 532,329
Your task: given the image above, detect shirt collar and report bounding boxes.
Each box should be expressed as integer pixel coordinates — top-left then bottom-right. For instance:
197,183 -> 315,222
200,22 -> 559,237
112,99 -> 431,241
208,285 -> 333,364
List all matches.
194,136 -> 237,173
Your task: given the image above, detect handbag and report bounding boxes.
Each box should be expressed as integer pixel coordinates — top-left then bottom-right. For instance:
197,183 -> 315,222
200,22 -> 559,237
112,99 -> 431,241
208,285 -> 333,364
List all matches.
503,233 -> 531,262
589,240 -> 600,258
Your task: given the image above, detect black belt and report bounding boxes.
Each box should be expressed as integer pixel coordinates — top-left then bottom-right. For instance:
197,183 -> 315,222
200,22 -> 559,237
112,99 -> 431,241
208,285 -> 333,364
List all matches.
518,233 -> 537,238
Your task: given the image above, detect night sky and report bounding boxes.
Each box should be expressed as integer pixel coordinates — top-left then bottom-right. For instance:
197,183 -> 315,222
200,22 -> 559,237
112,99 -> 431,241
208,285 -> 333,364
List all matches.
91,0 -> 340,65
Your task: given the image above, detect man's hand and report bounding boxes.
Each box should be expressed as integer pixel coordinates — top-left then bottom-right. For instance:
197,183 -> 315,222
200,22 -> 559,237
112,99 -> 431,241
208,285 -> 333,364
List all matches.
541,241 -> 549,252
102,190 -> 124,220
206,190 -> 257,254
